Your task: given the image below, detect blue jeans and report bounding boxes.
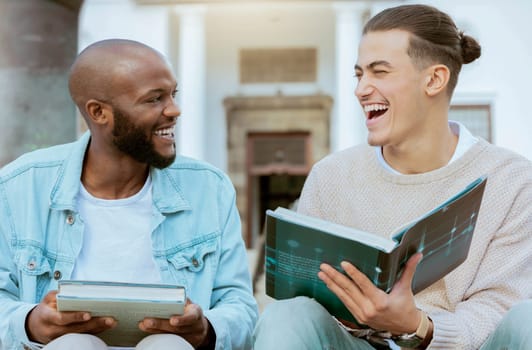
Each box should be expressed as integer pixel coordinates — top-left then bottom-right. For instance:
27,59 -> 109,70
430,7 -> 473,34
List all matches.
253,297 -> 532,350
253,297 -> 377,350
481,299 -> 532,350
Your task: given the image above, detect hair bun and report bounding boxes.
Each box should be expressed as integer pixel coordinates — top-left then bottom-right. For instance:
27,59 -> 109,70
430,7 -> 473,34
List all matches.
460,32 -> 481,64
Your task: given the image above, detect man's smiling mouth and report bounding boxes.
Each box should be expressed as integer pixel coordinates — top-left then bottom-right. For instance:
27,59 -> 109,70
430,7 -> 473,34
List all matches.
153,126 -> 175,140
364,104 -> 389,119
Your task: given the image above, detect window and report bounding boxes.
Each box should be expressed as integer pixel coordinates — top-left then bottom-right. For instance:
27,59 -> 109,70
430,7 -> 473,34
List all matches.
449,104 -> 492,142
247,132 -> 312,175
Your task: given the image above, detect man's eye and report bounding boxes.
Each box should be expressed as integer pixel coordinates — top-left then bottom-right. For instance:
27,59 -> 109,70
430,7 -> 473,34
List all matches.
171,89 -> 179,99
148,96 -> 161,103
374,70 -> 388,75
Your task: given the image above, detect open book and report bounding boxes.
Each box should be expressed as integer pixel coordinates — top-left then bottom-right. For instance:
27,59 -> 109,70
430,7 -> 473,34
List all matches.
264,176 -> 487,323
56,280 -> 186,346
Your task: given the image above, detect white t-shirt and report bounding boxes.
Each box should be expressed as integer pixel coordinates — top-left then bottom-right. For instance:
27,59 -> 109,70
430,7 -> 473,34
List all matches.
72,175 -> 161,284
72,176 -> 162,350
377,120 -> 478,174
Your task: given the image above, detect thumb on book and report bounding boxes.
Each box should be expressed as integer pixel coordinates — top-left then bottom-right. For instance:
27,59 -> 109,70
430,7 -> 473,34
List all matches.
397,252 -> 423,292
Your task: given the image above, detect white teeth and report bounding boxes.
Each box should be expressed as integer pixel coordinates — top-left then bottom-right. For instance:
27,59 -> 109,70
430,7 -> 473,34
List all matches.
154,127 -> 174,136
363,104 -> 388,113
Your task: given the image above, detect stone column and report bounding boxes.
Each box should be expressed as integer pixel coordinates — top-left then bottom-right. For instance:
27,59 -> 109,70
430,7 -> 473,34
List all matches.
0,0 -> 79,166
332,2 -> 368,152
175,5 -> 207,160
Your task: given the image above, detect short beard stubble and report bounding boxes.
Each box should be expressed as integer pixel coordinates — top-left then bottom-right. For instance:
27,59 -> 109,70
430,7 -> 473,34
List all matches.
112,107 -> 176,169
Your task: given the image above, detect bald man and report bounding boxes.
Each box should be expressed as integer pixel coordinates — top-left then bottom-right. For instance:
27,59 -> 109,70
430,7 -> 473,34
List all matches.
0,39 -> 258,350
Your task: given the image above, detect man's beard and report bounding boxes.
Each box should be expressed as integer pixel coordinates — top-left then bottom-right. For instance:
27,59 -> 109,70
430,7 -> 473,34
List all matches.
112,107 -> 176,169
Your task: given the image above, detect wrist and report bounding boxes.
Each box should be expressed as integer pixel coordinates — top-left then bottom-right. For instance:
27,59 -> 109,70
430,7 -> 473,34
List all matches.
25,306 -> 40,343
419,314 -> 434,349
393,310 -> 432,349
197,317 -> 216,350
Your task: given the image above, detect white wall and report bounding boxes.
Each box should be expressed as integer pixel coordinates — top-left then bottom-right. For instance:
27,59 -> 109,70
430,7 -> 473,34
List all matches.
204,3 -> 336,169
78,0 -> 169,55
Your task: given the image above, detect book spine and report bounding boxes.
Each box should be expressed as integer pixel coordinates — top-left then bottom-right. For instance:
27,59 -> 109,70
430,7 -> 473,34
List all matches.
265,214 -> 277,298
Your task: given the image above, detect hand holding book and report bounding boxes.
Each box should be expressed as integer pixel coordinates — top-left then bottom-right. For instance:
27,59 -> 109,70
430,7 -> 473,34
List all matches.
56,281 -> 186,347
265,176 -> 487,324
318,252 -> 422,331
26,290 -> 117,345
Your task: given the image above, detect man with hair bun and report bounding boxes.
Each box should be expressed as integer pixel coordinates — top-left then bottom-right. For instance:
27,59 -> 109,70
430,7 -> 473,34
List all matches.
254,4 -> 531,349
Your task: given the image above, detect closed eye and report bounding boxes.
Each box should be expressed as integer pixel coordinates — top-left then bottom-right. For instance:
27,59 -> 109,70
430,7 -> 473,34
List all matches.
147,95 -> 162,103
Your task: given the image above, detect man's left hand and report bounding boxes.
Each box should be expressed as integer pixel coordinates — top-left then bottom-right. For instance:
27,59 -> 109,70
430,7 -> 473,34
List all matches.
318,252 -> 423,335
138,299 -> 213,348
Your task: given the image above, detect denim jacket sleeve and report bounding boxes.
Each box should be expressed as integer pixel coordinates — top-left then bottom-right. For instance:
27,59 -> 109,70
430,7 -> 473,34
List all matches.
0,181 -> 39,349
204,184 -> 258,349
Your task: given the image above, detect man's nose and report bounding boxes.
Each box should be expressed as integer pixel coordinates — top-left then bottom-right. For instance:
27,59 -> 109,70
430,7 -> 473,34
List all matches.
164,100 -> 181,119
354,76 -> 373,100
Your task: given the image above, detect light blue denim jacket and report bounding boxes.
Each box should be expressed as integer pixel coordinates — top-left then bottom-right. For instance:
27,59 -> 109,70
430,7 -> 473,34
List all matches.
0,132 -> 258,350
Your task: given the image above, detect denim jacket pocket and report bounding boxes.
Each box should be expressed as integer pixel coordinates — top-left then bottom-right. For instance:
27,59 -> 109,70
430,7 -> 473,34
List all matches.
13,245 -> 53,302
166,232 -> 219,288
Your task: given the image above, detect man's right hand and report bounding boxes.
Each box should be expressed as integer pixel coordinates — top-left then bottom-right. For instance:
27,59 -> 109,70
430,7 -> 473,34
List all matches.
25,290 -> 116,344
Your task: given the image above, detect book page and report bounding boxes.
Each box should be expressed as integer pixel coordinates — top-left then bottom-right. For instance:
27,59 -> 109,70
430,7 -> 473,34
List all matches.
270,207 -> 397,252
58,281 -> 185,302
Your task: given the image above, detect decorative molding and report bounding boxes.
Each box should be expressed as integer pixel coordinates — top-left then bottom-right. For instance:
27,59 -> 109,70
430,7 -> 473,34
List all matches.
240,48 -> 317,83
224,94 -> 333,112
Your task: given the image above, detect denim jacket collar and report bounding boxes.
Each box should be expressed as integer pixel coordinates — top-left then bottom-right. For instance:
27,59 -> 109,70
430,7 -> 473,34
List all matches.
49,131 -> 190,214
150,167 -> 191,214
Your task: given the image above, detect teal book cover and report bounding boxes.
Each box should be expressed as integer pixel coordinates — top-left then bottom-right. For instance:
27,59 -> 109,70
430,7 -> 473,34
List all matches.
265,176 -> 487,324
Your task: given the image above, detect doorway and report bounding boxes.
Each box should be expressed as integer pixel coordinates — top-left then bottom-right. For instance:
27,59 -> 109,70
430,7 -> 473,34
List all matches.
224,94 -> 332,248
246,131 -> 312,245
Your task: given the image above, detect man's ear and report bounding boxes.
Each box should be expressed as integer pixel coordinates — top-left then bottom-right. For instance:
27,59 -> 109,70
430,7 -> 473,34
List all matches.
424,64 -> 450,97
85,99 -> 112,125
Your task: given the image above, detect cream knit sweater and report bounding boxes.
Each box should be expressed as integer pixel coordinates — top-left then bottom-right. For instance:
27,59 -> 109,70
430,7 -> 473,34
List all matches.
297,139 -> 532,349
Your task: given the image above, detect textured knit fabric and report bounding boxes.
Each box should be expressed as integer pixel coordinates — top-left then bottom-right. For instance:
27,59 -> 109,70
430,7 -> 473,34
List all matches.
297,138 -> 532,349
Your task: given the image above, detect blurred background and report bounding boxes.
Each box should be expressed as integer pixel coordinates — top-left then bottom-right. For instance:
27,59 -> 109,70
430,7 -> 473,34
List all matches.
1,0 -> 531,255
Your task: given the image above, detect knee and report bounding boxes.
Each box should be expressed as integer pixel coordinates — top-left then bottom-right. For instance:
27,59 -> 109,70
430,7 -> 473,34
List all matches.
44,334 -> 107,350
504,299 -> 532,322
256,296 -> 332,333
483,300 -> 532,349
261,297 -> 326,322
498,299 -> 532,333
136,334 -> 194,350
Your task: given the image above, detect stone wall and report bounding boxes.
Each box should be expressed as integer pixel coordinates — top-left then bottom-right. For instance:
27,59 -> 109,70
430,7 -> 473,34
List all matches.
0,0 -> 80,166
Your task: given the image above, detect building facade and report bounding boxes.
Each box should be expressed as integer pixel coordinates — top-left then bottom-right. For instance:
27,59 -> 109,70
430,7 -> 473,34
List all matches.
2,0 -> 531,247
77,0 -> 532,246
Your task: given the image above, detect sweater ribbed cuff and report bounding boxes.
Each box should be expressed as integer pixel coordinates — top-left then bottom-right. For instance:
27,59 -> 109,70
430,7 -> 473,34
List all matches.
427,312 -> 461,349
